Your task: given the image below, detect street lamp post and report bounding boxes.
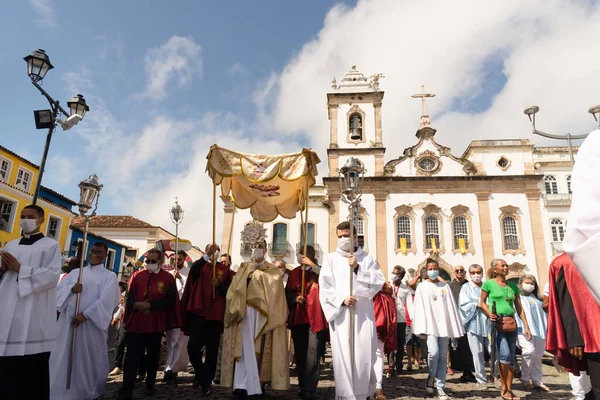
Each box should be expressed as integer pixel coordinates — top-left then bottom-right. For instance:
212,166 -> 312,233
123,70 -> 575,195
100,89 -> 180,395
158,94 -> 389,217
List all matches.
169,198 -> 184,267
337,157 -> 366,381
24,49 -> 90,205
523,105 -> 600,166
67,174 -> 103,389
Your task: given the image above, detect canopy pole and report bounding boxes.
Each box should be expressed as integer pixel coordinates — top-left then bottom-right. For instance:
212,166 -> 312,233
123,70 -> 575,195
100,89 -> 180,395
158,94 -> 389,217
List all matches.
348,202 -> 356,380
301,188 -> 309,297
212,181 -> 217,299
227,198 -> 236,257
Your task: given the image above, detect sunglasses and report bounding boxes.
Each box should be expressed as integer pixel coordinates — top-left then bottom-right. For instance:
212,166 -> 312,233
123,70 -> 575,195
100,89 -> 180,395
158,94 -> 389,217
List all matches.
146,260 -> 158,264
455,269 -> 465,273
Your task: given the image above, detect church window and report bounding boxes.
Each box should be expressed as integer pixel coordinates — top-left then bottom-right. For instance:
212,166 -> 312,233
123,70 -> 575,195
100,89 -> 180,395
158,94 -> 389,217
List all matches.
394,205 -> 416,254
497,156 -> 510,170
544,175 -> 558,194
424,215 -> 440,250
396,216 -> 412,249
550,218 -> 565,242
453,216 -> 469,250
567,175 -> 572,194
299,222 -> 316,246
270,222 -> 289,256
418,157 -> 436,171
502,216 -> 520,251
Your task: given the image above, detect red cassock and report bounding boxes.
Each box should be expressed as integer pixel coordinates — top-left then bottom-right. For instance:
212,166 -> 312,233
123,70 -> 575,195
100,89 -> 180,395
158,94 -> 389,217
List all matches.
180,261 -> 232,334
373,283 -> 397,354
124,268 -> 181,333
546,253 -> 600,373
286,267 -> 328,333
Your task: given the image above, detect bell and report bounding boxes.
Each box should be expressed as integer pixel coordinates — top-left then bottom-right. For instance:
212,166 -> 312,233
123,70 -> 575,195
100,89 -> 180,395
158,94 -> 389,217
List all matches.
350,128 -> 362,140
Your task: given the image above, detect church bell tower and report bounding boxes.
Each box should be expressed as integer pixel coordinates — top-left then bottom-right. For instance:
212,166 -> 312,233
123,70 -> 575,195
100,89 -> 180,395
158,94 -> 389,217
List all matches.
326,66 -> 385,177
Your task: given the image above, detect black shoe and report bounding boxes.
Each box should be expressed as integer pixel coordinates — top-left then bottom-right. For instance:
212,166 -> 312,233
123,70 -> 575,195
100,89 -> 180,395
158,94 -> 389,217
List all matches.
232,389 -> 248,399
117,390 -> 133,400
193,379 -> 201,389
144,385 -> 156,396
162,370 -> 175,382
201,386 -> 212,397
460,373 -> 477,383
135,373 -> 146,383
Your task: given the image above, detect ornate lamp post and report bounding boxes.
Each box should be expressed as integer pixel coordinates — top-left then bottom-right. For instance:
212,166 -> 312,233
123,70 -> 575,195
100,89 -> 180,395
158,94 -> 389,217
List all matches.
523,104 -> 600,166
169,198 -> 184,267
337,157 -> 365,379
24,49 -> 90,205
67,174 -> 103,389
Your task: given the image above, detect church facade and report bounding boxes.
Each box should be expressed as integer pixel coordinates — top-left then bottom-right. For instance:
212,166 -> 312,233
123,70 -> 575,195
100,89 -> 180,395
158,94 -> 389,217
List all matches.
222,66 -> 574,287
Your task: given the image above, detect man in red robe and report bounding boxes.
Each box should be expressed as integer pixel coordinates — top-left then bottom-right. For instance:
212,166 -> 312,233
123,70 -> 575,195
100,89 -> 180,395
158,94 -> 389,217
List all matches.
546,252 -> 600,399
372,282 -> 397,400
285,246 -> 327,400
180,244 -> 232,396
118,249 -> 180,400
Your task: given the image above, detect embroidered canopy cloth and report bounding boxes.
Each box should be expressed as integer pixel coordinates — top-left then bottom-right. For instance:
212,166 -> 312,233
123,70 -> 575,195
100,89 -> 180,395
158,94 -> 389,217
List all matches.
206,145 -> 320,222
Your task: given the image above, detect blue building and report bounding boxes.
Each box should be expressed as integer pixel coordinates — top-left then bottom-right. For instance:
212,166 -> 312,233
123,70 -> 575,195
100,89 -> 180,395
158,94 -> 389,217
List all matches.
68,226 -> 129,276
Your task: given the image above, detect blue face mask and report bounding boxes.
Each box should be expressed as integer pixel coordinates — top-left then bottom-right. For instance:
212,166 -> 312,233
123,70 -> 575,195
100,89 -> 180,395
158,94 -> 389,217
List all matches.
427,270 -> 440,280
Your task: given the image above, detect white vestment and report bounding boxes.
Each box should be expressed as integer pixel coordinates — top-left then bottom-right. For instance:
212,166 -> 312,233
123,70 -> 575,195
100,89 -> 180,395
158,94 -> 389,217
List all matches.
564,129 -> 600,304
413,280 -> 465,338
165,267 -> 190,372
0,235 -> 61,356
233,306 -> 265,395
319,247 -> 385,400
49,264 -> 120,400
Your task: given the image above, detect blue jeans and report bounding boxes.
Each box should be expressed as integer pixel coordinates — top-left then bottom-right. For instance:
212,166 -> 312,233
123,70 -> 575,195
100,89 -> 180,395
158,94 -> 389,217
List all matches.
467,332 -> 489,384
427,335 -> 449,390
496,329 -> 517,365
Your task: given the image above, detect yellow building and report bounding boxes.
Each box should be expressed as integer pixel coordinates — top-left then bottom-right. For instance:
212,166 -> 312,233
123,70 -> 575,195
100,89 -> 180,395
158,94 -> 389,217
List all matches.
0,145 -> 76,252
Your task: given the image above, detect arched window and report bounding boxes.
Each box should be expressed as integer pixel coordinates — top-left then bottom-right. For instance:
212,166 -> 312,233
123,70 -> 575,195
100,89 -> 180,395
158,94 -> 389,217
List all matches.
453,216 -> 469,250
502,216 -> 520,250
567,175 -> 572,194
424,215 -> 440,250
544,175 -> 558,194
300,222 -> 316,245
349,113 -> 363,141
271,223 -> 288,255
550,218 -> 565,242
396,216 -> 412,249
352,214 -> 365,248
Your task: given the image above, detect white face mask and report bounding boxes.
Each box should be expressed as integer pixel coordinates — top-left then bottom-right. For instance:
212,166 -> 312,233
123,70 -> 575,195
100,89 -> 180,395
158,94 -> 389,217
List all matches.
337,237 -> 352,252
391,273 -> 402,281
296,254 -> 304,265
146,263 -> 159,272
251,247 -> 265,261
471,274 -> 483,283
522,283 -> 535,294
20,219 -> 39,234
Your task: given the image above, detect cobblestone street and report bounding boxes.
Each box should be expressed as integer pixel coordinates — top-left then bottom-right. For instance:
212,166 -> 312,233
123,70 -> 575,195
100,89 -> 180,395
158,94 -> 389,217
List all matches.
103,351 -> 573,399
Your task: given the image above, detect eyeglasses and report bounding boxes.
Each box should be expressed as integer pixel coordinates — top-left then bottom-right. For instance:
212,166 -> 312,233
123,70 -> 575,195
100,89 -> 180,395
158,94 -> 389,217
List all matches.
455,269 -> 465,273
145,260 -> 158,264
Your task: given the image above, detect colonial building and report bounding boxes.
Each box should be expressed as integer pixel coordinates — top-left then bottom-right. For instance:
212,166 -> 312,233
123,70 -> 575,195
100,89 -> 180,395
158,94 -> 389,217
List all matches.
0,145 -> 76,251
221,66 -> 574,287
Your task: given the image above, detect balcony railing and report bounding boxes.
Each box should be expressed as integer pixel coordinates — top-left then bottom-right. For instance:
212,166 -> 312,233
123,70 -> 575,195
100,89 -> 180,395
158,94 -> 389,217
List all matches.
296,243 -> 323,256
543,193 -> 572,207
551,241 -> 564,256
268,242 -> 292,257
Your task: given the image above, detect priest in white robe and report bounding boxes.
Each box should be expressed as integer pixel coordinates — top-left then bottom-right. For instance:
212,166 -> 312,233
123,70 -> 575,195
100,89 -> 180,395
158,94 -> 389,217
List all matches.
563,129 -> 600,305
0,204 -> 62,400
413,258 -> 464,400
319,221 -> 385,400
49,242 -> 120,400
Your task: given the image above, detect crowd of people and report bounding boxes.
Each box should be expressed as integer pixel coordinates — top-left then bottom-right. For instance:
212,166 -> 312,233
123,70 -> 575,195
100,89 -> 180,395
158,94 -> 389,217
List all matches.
1,205 -> 599,400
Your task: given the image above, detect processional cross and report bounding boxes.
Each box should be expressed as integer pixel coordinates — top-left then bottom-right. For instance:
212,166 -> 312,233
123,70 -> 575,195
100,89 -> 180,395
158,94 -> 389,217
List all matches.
411,84 -> 436,128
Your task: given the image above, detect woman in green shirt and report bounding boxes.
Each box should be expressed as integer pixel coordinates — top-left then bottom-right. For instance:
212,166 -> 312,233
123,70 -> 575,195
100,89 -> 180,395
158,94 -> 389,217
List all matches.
480,259 -> 531,400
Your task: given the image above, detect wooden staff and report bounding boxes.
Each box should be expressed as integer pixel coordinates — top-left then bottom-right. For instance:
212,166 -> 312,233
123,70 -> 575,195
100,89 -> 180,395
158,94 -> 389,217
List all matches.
227,198 -> 236,257
300,191 -> 309,297
212,181 -> 217,299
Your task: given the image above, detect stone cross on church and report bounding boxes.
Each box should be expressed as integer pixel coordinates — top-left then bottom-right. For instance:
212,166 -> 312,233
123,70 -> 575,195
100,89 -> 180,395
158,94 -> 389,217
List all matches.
411,84 -> 436,129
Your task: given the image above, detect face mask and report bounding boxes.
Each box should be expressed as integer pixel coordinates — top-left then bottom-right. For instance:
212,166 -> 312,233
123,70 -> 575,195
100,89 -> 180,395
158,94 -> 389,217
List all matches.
337,237 -> 352,252
296,254 -> 304,265
522,283 -> 535,294
471,274 -> 483,283
252,247 -> 265,260
20,219 -> 39,234
427,270 -> 440,280
391,273 -> 402,281
146,263 -> 159,272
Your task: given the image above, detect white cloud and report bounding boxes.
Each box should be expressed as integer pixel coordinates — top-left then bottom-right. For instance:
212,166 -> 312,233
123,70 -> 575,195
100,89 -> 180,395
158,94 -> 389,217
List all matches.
29,0 -> 57,28
259,0 -> 600,161
45,155 -> 77,188
227,63 -> 250,77
139,35 -> 203,101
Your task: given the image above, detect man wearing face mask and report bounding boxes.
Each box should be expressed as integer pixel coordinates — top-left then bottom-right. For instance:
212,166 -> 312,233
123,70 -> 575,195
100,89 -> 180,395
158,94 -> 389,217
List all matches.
319,221 -> 385,400
390,265 -> 409,374
49,241 -> 120,400
118,249 -> 180,400
0,205 -> 62,400
448,265 -> 476,383
220,239 -> 290,399
180,244 -> 232,395
286,246 -> 328,400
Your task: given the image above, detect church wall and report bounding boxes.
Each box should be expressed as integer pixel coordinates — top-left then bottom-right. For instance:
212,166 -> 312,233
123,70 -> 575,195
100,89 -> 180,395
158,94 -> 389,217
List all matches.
478,148 -> 528,176
338,103 -> 375,147
338,155 -> 376,178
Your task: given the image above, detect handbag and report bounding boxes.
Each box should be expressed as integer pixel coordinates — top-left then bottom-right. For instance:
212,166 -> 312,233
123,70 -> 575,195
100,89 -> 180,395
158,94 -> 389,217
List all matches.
496,315 -> 517,332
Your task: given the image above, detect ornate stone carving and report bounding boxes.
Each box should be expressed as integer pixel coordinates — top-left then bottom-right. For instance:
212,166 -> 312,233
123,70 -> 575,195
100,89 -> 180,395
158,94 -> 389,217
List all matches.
414,150 -> 442,176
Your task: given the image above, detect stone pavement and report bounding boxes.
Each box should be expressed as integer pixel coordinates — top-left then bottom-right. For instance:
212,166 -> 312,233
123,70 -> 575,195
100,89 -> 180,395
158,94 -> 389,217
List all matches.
102,351 -> 574,399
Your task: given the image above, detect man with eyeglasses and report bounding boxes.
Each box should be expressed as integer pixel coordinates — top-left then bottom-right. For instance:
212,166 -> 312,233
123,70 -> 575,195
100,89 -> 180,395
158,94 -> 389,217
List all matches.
118,249 -> 180,400
49,241 -> 120,399
448,265 -> 476,383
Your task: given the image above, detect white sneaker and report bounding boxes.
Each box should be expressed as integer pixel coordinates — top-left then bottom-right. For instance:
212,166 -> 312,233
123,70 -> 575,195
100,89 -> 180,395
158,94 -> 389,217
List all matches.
437,388 -> 450,400
476,382 -> 488,390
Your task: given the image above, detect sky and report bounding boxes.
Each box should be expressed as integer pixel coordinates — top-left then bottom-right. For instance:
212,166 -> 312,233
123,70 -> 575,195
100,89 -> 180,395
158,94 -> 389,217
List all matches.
1,0 -> 600,246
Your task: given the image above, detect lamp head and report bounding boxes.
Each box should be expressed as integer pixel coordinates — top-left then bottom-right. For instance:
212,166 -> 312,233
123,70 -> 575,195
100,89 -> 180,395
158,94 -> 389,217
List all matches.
77,174 -> 103,216
67,94 -> 90,119
170,198 -> 184,223
24,49 -> 54,83
338,157 -> 364,195
588,105 -> 600,125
